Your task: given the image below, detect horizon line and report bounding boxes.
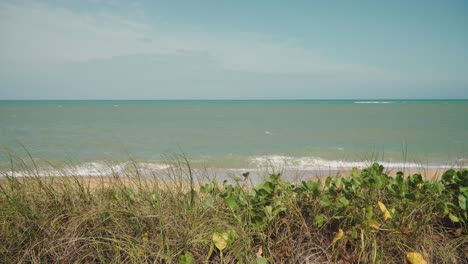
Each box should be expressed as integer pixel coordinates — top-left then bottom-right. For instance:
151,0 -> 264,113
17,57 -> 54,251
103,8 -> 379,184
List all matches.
1,98 -> 468,101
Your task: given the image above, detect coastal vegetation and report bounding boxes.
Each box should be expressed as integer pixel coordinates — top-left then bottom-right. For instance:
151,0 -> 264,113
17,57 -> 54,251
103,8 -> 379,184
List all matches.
0,155 -> 466,263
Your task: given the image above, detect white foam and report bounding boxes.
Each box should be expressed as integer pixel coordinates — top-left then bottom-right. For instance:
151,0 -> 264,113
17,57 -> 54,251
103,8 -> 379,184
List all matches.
135,162 -> 171,171
2,156 -> 458,178
250,155 -> 453,171
354,101 -> 394,104
67,162 -> 126,176
4,161 -> 172,177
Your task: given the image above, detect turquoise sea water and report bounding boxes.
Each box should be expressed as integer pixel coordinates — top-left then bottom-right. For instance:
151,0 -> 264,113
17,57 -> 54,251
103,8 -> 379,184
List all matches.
0,100 -> 467,173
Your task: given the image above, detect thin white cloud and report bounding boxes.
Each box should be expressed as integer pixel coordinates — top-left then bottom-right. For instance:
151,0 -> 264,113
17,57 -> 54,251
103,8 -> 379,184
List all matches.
0,0 -> 392,77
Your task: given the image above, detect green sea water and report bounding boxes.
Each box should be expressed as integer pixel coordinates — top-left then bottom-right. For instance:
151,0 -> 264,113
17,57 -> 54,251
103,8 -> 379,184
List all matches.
0,100 -> 467,172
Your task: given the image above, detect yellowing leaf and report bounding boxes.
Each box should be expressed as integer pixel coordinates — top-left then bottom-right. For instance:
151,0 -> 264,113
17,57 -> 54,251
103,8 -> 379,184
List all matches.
368,220 -> 380,230
332,228 -> 344,244
378,201 -> 391,220
142,232 -> 149,243
406,252 -> 427,264
212,232 -> 229,251
256,246 -> 263,257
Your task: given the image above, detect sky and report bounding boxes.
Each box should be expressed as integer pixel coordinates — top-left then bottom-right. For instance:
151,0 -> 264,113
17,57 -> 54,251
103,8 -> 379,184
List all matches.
0,0 -> 467,99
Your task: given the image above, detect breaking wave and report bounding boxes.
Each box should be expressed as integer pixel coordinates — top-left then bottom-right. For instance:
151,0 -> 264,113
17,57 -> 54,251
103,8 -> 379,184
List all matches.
2,155 -> 461,177
249,155 -> 455,171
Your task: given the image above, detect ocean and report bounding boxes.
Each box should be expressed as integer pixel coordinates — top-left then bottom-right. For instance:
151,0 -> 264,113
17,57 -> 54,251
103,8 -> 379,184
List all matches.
0,100 -> 467,176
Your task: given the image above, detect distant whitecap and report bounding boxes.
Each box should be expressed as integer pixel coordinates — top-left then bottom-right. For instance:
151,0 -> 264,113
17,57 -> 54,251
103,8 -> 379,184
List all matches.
353,101 -> 394,104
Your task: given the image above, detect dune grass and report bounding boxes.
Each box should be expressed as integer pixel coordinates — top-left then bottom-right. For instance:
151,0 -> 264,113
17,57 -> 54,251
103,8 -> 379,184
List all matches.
0,155 -> 466,263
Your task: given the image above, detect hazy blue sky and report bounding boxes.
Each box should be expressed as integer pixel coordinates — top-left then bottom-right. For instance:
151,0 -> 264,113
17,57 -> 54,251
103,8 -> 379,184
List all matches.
0,0 -> 467,99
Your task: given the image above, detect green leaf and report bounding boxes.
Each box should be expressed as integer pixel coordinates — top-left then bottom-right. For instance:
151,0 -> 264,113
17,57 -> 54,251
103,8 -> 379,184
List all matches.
200,185 -> 211,194
365,206 -> 374,219
442,169 -> 455,184
314,214 -> 327,228
256,184 -> 272,195
232,176 -> 242,182
449,213 -> 460,223
251,215 -> 265,225
207,242 -> 214,260
320,195 -> 332,208
227,230 -> 238,241
264,205 -> 273,217
395,171 -> 404,184
405,192 -> 416,201
458,195 -> 466,211
339,196 -> 350,206
351,227 -> 358,239
272,202 -> 286,215
325,177 -> 332,187
443,203 -> 450,214
460,186 -> 468,197
445,202 -> 458,210
409,174 -> 423,186
203,198 -> 215,209
256,256 -> 268,264
332,215 -> 346,220
303,180 -> 321,195
351,168 -> 361,177
178,252 -> 195,264
225,196 -> 239,211
387,184 -> 398,196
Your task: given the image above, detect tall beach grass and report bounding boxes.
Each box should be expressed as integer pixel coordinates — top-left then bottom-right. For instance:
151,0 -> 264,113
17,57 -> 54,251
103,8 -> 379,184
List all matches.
0,151 -> 466,263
